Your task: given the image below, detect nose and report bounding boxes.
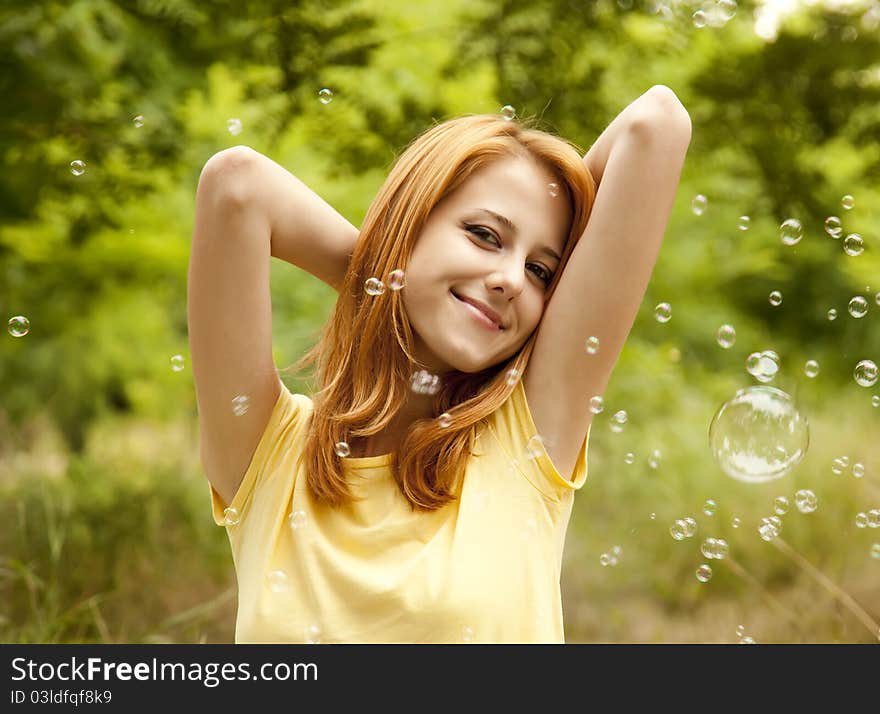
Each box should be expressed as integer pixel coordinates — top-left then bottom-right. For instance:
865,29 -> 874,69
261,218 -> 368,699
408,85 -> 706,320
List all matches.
484,255 -> 526,299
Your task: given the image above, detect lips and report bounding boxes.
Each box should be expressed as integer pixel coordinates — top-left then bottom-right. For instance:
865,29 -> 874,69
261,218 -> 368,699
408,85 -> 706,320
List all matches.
452,291 -> 504,330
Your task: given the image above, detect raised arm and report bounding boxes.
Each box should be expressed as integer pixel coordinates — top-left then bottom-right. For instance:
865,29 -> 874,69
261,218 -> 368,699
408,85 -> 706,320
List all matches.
522,85 -> 692,481
212,146 -> 360,291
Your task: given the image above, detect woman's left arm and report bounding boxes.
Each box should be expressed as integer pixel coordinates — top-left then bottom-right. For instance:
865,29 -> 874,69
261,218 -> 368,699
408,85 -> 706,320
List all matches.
583,85 -> 691,189
522,85 -> 692,480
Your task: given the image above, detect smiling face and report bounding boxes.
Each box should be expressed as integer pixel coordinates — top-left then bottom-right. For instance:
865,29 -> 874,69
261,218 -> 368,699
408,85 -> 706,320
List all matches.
401,155 -> 572,375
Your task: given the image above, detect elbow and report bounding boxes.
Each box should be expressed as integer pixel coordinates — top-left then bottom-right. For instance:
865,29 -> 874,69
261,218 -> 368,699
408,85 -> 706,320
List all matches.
197,146 -> 261,209
633,86 -> 692,144
648,85 -> 691,131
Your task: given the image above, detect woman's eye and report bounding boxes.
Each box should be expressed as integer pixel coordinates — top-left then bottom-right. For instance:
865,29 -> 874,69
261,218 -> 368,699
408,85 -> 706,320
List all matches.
466,224 -> 552,285
466,225 -> 498,245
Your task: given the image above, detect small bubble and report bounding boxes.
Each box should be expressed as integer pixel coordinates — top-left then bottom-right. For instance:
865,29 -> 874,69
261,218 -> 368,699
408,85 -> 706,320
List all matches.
701,538 -> 717,559
318,88 -> 334,104
683,517 -> 698,538
758,516 -> 782,541
852,462 -> 865,478
654,302 -> 672,323
804,360 -> 820,378
70,159 -> 86,176
854,359 -> 879,387
223,507 -> 240,526
872,395 -> 880,408
624,452 -> 635,465
599,553 -> 612,567
649,512 -> 656,520
304,623 -> 322,644
843,233 -> 864,256
871,544 -> 880,559
227,118 -> 242,135
779,219 -> 803,246
461,625 -> 475,642
505,368 -> 521,386
739,635 -> 757,644
170,354 -> 185,372
670,520 -> 687,541
288,509 -> 307,530
231,394 -> 250,416
824,216 -> 842,238
647,449 -> 661,469
827,308 -> 838,321
696,564 -> 713,582
438,412 -> 453,428
773,496 -> 789,515
795,489 -> 817,513
716,324 -> 736,349
388,269 -> 406,290
731,517 -> 741,529
364,277 -> 385,296
611,545 -> 622,557
410,369 -> 441,395
736,624 -> 745,637
609,410 -> 627,433
526,434 -> 545,460
856,512 -> 868,529
848,296 -> 869,318
703,499 -> 717,516
841,194 -> 855,210
692,9 -> 707,27
133,115 -> 144,128
737,216 -> 750,231
267,569 -> 290,593
500,105 -> 516,120
584,336 -> 600,355
868,510 -> 880,528
8,316 -> 29,337
548,182 -> 559,198
692,194 -> 707,215
334,441 -> 350,457
769,290 -> 783,307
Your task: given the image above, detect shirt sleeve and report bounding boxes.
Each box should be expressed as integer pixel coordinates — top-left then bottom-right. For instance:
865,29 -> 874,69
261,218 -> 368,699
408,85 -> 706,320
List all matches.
209,383 -> 309,526
486,378 -> 591,501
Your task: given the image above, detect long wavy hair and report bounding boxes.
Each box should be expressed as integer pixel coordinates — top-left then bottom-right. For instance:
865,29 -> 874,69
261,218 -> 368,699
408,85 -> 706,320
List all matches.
281,113 -> 596,512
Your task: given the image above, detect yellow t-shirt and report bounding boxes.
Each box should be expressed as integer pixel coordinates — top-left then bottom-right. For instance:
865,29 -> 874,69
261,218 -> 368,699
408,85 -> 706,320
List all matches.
209,378 -> 590,644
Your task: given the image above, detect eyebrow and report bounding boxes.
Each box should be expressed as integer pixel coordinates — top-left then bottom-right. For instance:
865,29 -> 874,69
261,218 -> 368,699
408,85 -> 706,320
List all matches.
472,208 -> 561,263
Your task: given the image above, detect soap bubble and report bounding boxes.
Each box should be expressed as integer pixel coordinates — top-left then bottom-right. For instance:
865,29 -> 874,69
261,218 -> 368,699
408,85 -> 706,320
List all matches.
824,216 -> 842,238
709,386 -> 809,483
716,324 -> 736,349
854,360 -> 878,387
779,219 -> 803,246
843,234 -> 864,256
654,303 -> 672,323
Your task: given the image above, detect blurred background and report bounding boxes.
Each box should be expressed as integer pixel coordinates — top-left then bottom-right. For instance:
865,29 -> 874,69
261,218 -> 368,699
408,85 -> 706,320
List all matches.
1,0 -> 879,643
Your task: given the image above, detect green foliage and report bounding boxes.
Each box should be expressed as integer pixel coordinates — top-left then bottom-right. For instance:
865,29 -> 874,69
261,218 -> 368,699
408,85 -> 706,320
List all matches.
2,0 -> 879,642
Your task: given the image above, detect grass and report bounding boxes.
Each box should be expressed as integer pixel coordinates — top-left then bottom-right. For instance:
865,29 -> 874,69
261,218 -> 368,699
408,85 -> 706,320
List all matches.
1,373 -> 878,644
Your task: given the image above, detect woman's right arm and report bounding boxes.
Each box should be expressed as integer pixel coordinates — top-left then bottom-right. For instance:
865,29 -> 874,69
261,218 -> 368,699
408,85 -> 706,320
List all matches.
211,146 -> 359,292
188,147 -> 358,506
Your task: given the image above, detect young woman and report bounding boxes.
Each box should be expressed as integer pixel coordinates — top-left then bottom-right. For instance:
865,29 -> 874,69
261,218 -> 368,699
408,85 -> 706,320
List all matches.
187,85 -> 691,643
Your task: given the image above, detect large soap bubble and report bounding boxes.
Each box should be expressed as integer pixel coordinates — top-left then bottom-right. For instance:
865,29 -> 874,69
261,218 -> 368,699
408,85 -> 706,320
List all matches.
709,386 -> 809,483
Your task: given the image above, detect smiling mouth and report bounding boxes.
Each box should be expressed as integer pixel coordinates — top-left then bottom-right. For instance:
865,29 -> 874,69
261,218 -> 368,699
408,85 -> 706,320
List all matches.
451,291 -> 503,331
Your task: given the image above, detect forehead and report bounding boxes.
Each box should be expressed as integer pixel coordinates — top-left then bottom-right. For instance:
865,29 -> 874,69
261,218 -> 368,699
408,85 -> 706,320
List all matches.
443,157 -> 571,250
